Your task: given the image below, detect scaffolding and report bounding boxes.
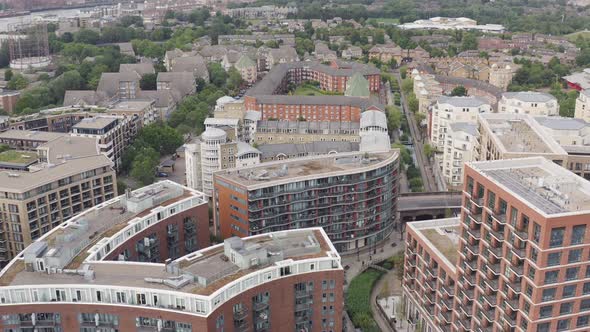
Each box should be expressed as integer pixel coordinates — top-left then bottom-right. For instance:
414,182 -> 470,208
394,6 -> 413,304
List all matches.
8,22 -> 51,70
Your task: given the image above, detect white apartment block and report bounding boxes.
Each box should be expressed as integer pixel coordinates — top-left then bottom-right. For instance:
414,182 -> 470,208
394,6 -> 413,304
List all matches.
442,122 -> 477,188
498,91 -> 559,116
185,127 -> 260,197
430,96 -> 491,151
575,89 -> 590,122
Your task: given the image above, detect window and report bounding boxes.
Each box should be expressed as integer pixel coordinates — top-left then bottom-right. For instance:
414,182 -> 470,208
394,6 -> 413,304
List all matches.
568,249 -> 582,263
560,302 -> 573,315
587,266 -> 590,278
577,315 -> 590,327
583,282 -> 590,295
562,285 -> 576,298
487,191 -> 496,210
537,323 -> 550,332
530,247 -> 538,262
547,252 -> 561,266
557,319 -> 570,331
550,227 -> 565,247
566,267 -> 579,281
533,222 -> 541,243
572,225 -> 586,245
539,305 -> 553,318
581,299 -> 590,311
545,270 -> 559,284
542,288 -> 556,302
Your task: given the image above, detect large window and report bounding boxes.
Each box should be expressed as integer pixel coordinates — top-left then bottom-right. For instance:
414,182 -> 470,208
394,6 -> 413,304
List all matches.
562,285 -> 576,298
572,225 -> 586,245
566,267 -> 579,281
557,319 -> 570,331
533,222 -> 541,243
539,305 -> 553,318
547,252 -> 561,266
542,288 -> 556,302
544,270 -> 559,284
568,249 -> 582,263
550,227 -> 565,248
560,302 -> 573,315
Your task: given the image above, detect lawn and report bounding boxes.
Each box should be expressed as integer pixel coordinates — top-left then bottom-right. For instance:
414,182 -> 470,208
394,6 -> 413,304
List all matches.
0,150 -> 38,164
566,30 -> 590,42
346,268 -> 385,332
293,86 -> 327,96
369,18 -> 400,25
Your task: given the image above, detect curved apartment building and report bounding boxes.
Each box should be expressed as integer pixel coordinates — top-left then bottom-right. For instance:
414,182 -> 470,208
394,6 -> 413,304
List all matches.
213,150 -> 400,253
0,180 -> 343,332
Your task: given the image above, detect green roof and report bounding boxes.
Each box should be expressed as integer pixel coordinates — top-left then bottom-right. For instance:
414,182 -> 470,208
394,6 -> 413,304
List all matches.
345,72 -> 370,97
0,150 -> 38,165
235,55 -> 256,70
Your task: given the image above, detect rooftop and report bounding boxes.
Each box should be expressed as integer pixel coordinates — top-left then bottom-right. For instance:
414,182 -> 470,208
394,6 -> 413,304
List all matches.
408,218 -> 460,270
470,157 -> 590,216
0,154 -> 113,192
73,117 -> 118,130
479,113 -> 566,155
437,96 -> 489,108
215,150 -> 397,190
0,130 -> 65,142
502,91 -> 556,103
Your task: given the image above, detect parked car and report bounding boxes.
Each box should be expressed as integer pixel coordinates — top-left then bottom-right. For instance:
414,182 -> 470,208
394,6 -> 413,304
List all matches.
156,172 -> 169,177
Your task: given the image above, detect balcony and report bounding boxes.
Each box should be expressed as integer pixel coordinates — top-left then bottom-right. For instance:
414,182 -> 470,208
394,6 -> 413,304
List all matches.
489,246 -> 503,258
481,308 -> 495,322
513,228 -> 529,240
466,244 -> 480,255
511,264 -> 524,276
487,263 -> 501,275
485,278 -> 499,291
512,247 -> 526,259
467,228 -> 482,240
461,288 -> 475,300
483,292 -> 497,306
253,301 -> 269,311
489,228 -> 505,241
506,298 -> 519,310
503,314 -> 517,327
233,307 -> 249,320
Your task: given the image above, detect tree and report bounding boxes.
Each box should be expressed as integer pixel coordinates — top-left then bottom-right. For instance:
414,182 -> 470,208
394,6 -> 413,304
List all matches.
461,33 -> 477,51
140,73 -> 157,90
136,124 -> 183,155
130,147 -> 159,185
399,66 -> 407,79
4,69 -> 13,81
450,85 -> 468,97
49,70 -> 85,104
7,74 -> 28,90
208,62 -> 228,87
407,93 -> 419,113
74,29 -> 100,45
423,144 -> 435,159
401,78 -> 413,94
409,177 -> 424,192
386,105 -> 402,131
226,67 -> 243,93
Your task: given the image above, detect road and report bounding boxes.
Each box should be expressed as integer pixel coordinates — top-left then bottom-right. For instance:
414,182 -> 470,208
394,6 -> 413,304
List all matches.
370,269 -> 396,332
395,71 -> 438,192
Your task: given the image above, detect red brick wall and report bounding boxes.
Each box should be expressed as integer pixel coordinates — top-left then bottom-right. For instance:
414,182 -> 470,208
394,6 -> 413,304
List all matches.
0,270 -> 343,332
103,203 -> 210,262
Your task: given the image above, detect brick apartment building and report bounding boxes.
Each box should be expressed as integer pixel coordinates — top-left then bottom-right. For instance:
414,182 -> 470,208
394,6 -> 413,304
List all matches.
0,179 -> 343,332
244,60 -> 383,122
403,157 -> 590,332
213,150 -> 399,253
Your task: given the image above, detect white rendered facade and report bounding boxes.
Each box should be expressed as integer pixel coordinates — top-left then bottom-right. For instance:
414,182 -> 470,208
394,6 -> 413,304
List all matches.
498,91 -> 559,116
441,122 -> 477,188
430,96 -> 491,151
575,89 -> 590,122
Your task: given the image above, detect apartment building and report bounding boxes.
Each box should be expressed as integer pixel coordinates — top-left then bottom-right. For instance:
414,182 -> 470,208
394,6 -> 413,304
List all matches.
71,115 -> 139,171
253,120 -> 360,145
403,218 -> 460,332
0,221 -> 343,332
430,96 -> 491,151
476,113 -> 590,179
575,89 -> 590,122
442,122 -> 477,189
498,92 -> 559,116
212,150 -> 399,253
0,138 -> 116,266
404,157 -> 590,332
185,127 -> 261,197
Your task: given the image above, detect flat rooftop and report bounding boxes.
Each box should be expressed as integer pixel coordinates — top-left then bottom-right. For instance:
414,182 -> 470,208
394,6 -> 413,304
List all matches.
471,157 -> 590,216
110,100 -> 153,111
0,130 -> 66,142
38,135 -> 99,164
408,218 -> 460,270
73,117 -> 118,130
215,150 -> 397,189
1,227 -> 335,297
480,113 -> 566,155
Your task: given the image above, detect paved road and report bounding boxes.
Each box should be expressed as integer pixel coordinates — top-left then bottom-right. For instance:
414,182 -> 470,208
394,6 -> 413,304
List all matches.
398,193 -> 462,211
395,71 -> 438,192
